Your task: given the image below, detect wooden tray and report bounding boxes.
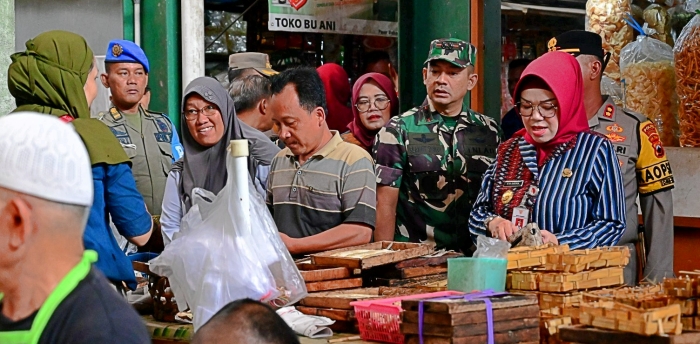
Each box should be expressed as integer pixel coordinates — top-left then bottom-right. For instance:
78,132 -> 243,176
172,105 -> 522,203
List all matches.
402,304 -> 539,326
402,293 -> 538,314
305,277 -> 363,292
404,327 -> 540,344
310,241 -> 433,269
663,277 -> 699,298
578,301 -> 682,336
401,317 -> 539,337
297,264 -> 352,282
296,306 -> 355,321
509,271 -> 544,291
364,263 -> 448,279
367,273 -> 447,288
299,287 -> 423,309
507,244 -> 570,270
540,292 -> 583,310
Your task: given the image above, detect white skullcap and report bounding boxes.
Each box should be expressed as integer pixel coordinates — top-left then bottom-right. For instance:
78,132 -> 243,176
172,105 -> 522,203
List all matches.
0,112 -> 93,206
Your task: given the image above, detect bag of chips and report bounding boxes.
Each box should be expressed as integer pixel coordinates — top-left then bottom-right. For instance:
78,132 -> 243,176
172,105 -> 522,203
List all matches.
621,33 -> 680,146
586,0 -> 635,82
674,11 -> 700,146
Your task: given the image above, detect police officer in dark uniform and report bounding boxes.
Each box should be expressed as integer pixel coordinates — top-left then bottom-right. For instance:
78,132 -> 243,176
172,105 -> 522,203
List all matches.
549,31 -> 675,284
98,40 -> 183,216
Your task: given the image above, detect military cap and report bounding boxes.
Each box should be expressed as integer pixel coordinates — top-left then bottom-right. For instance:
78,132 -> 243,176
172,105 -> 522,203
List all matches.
424,38 -> 476,68
105,39 -> 150,73
228,52 -> 278,77
548,30 -> 610,70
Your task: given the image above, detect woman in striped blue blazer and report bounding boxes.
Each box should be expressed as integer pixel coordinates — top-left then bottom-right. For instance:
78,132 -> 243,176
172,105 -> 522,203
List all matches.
468,51 -> 625,249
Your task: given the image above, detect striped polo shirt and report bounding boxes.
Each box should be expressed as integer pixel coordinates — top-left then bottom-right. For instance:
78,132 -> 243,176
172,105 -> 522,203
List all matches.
266,131 -> 376,238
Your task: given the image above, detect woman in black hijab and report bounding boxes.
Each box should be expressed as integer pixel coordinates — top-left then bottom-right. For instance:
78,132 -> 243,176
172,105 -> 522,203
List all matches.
160,77 -> 280,244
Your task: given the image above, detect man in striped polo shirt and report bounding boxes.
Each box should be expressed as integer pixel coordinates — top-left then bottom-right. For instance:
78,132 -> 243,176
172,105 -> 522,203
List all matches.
266,67 -> 376,255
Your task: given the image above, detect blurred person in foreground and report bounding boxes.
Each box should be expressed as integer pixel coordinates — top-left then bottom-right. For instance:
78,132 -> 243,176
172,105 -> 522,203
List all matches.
549,31 -> 675,284
267,68 -> 375,255
7,30 -> 152,291
342,72 -> 399,152
192,299 -> 299,344
468,51 -> 626,249
0,113 -> 150,343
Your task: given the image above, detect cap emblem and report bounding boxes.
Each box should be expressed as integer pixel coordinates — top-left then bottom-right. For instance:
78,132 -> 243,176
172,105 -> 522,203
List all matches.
112,44 -> 123,57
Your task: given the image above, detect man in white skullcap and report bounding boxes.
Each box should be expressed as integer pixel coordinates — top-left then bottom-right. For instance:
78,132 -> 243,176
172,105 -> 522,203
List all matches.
0,113 -> 150,343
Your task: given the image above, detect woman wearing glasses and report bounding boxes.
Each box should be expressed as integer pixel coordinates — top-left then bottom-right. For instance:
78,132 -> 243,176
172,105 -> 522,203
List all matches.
468,52 -> 625,249
342,73 -> 399,152
160,77 -> 280,245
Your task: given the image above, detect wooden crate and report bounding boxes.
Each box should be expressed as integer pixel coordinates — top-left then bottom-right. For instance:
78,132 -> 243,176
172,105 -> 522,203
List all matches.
559,325 -> 700,344
305,277 -> 363,292
663,277 -> 699,298
299,287 -> 423,309
540,292 -> 583,310
578,301 -> 682,336
310,241 -> 433,269
583,285 -> 670,310
296,306 -> 355,321
297,264 -> 352,282
545,246 -> 630,273
402,304 -> 539,326
509,271 -> 544,291
539,267 -> 624,293
507,244 -> 570,270
366,273 -> 447,288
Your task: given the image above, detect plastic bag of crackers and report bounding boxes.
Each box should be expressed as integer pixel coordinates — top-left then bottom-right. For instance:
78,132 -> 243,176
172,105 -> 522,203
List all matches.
586,0 -> 634,82
674,13 -> 700,146
620,34 -> 680,146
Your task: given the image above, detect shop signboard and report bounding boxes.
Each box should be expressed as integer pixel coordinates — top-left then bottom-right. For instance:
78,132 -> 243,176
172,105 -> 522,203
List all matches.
268,0 -> 398,37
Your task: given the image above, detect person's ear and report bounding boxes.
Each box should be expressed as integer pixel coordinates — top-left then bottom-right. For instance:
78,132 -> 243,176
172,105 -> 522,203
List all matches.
422,67 -> 428,85
466,72 -> 479,91
590,60 -> 603,81
100,73 -> 110,88
2,197 -> 35,255
259,98 -> 268,115
315,107 -> 326,126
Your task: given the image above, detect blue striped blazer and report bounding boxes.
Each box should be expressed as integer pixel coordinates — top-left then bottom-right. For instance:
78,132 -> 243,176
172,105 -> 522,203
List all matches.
468,131 -> 626,249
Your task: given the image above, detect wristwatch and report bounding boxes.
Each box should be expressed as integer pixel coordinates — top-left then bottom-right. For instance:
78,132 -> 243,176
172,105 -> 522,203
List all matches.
484,215 -> 499,230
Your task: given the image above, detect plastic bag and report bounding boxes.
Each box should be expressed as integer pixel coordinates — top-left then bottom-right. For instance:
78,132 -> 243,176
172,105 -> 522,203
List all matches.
473,236 -> 510,259
586,0 -> 634,82
674,14 -> 700,146
150,152 -> 307,330
621,33 -> 680,146
644,4 -> 673,46
601,75 -> 624,106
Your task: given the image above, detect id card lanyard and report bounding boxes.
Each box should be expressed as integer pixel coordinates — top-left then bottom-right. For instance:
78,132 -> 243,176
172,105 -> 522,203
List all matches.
0,250 -> 97,344
510,151 -> 542,230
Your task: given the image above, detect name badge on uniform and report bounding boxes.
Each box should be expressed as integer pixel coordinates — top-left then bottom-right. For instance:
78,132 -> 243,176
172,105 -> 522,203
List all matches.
504,180 -> 524,188
511,206 -> 530,230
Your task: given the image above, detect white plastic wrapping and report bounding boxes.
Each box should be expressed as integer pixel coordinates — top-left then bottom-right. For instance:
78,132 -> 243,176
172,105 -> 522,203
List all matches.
149,152 -> 307,330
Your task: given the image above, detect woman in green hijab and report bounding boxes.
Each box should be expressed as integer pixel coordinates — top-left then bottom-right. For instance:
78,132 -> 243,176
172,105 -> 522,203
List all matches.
7,30 -> 153,290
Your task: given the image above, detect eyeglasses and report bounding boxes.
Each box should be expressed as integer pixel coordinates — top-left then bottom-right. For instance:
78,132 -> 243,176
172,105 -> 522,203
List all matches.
516,100 -> 558,118
355,96 -> 390,113
183,105 -> 218,121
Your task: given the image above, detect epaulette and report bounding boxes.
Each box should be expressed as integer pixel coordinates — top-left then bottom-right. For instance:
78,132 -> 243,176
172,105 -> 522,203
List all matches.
109,107 -> 123,121
619,107 -> 647,123
399,107 -> 419,118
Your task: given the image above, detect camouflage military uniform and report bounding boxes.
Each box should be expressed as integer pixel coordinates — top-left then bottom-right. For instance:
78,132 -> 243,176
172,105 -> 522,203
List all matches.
373,102 -> 500,253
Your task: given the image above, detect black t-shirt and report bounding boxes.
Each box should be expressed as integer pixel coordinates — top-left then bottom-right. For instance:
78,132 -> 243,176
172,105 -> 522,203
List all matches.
0,268 -> 151,344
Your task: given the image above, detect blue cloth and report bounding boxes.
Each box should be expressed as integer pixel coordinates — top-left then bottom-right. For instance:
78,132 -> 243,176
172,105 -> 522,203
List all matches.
468,132 -> 626,249
160,114 -> 184,161
105,40 -> 150,73
501,107 -> 524,140
85,163 -> 152,289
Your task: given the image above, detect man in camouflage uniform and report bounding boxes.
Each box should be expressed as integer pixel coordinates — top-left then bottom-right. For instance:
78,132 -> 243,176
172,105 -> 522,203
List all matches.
373,38 -> 501,254
98,40 -> 183,216
550,31 -> 675,284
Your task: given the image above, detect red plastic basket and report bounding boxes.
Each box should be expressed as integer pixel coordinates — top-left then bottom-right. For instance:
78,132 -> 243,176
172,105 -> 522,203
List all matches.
350,291 -> 464,343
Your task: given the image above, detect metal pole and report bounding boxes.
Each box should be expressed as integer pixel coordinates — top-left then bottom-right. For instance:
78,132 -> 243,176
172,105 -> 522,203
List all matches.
134,0 -> 141,46
181,0 -> 205,92
142,0 -> 181,132
123,0 -> 134,41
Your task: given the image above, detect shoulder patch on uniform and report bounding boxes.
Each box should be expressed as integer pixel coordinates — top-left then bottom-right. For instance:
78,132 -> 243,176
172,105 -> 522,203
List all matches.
603,104 -> 614,119
400,107 -> 419,118
109,107 -> 122,121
